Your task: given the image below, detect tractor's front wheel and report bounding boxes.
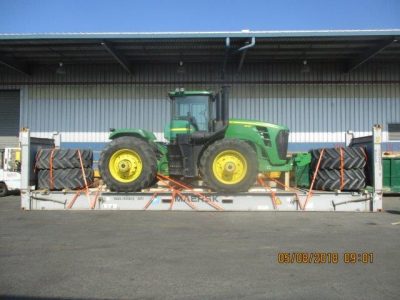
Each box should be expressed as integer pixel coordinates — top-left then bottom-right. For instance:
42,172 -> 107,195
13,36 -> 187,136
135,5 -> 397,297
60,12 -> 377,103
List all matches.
99,137 -> 157,192
199,139 -> 258,192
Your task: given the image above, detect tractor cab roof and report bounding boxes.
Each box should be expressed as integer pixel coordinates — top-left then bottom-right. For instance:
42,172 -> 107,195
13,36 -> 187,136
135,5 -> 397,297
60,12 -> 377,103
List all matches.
168,89 -> 213,99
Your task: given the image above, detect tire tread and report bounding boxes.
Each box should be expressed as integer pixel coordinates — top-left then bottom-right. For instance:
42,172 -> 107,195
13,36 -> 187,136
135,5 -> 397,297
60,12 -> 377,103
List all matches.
38,168 -> 94,190
36,149 -> 93,169
313,169 -> 366,191
310,147 -> 366,170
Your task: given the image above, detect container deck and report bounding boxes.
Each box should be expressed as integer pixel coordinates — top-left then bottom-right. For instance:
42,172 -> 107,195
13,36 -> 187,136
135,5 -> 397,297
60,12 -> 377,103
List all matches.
19,126 -> 384,212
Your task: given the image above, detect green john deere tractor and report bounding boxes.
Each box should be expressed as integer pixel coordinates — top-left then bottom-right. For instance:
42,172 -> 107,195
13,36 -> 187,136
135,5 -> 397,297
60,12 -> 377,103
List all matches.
98,87 -> 293,192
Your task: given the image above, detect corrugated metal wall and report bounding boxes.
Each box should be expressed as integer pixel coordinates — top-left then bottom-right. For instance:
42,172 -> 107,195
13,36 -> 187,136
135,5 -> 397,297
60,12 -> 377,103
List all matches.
0,62 -> 399,150
0,90 -> 20,148
20,84 -> 172,141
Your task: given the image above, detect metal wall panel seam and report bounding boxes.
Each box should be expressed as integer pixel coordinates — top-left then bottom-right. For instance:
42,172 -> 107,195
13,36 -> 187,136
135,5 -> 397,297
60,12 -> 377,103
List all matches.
1,62 -> 400,146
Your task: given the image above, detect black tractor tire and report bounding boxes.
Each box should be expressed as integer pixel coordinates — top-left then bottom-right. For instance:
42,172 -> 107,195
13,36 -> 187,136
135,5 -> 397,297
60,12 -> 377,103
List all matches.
37,168 -> 94,190
313,168 -> 366,191
36,149 -> 93,169
98,137 -> 157,192
149,177 -> 159,188
0,182 -> 8,197
310,147 -> 366,170
199,139 -> 258,193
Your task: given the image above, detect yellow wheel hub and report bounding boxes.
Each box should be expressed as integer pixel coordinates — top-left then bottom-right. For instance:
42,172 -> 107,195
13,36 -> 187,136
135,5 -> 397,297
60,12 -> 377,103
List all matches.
212,150 -> 248,185
109,149 -> 143,183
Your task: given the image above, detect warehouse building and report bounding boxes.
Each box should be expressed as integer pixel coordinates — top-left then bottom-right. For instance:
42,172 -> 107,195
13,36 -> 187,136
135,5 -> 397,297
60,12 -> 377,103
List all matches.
0,30 -> 399,162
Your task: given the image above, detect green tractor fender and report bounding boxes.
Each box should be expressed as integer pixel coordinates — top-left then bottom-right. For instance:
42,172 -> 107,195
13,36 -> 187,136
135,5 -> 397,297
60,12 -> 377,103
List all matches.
109,128 -> 157,142
108,128 -> 169,175
225,124 -> 267,154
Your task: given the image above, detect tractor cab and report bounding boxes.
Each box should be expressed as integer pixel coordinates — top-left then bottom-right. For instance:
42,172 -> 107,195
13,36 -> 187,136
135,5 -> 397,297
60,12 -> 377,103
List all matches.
164,89 -> 214,141
164,87 -> 230,142
165,88 -> 230,178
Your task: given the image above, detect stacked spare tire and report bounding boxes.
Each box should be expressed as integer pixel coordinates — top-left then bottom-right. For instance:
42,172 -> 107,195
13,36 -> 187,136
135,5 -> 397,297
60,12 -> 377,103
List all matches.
310,147 -> 367,191
35,149 -> 94,190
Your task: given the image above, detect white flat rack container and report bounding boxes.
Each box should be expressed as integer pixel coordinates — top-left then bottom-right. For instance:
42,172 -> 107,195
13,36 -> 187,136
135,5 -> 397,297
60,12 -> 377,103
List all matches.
19,126 -> 383,212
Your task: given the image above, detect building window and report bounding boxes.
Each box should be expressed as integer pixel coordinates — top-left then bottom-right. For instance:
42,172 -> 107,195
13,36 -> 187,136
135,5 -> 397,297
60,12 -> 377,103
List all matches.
388,123 -> 400,141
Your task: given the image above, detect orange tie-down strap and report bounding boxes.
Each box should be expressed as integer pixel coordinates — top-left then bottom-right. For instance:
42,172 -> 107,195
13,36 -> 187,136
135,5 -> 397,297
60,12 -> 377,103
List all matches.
66,150 -> 99,209
66,190 -> 82,209
303,148 -> 325,210
89,185 -> 102,209
360,147 -> 368,161
339,147 -> 345,191
49,148 -> 55,190
34,148 -> 55,190
265,176 -> 307,210
66,185 -> 102,209
154,174 -> 224,211
339,146 -> 368,192
76,150 -> 89,193
144,176 -> 197,210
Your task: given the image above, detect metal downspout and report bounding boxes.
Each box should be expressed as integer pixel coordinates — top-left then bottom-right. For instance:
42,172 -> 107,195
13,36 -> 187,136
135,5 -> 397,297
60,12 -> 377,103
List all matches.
237,37 -> 256,72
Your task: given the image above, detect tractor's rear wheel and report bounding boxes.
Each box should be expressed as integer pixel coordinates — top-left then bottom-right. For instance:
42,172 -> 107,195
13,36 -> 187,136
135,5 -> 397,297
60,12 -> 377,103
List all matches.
99,137 -> 157,192
200,139 -> 258,192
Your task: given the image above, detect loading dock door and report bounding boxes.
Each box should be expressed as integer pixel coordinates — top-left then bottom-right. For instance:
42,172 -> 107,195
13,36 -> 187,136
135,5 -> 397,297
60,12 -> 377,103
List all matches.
0,91 -> 20,148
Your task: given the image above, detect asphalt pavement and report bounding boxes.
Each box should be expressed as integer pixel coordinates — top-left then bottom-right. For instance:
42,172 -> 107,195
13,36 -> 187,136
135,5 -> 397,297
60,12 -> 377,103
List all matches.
1,195 -> 399,300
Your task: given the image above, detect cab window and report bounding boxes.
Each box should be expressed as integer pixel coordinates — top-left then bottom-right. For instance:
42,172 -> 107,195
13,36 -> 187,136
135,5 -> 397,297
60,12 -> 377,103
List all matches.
174,96 -> 209,131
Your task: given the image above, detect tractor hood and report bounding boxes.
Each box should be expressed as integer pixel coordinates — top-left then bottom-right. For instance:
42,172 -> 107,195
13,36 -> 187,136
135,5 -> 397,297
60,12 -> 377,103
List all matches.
228,119 -> 289,131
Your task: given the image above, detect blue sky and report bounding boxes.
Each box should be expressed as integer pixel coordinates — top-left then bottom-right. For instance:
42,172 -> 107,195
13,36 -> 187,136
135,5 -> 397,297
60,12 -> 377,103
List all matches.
0,0 -> 399,33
